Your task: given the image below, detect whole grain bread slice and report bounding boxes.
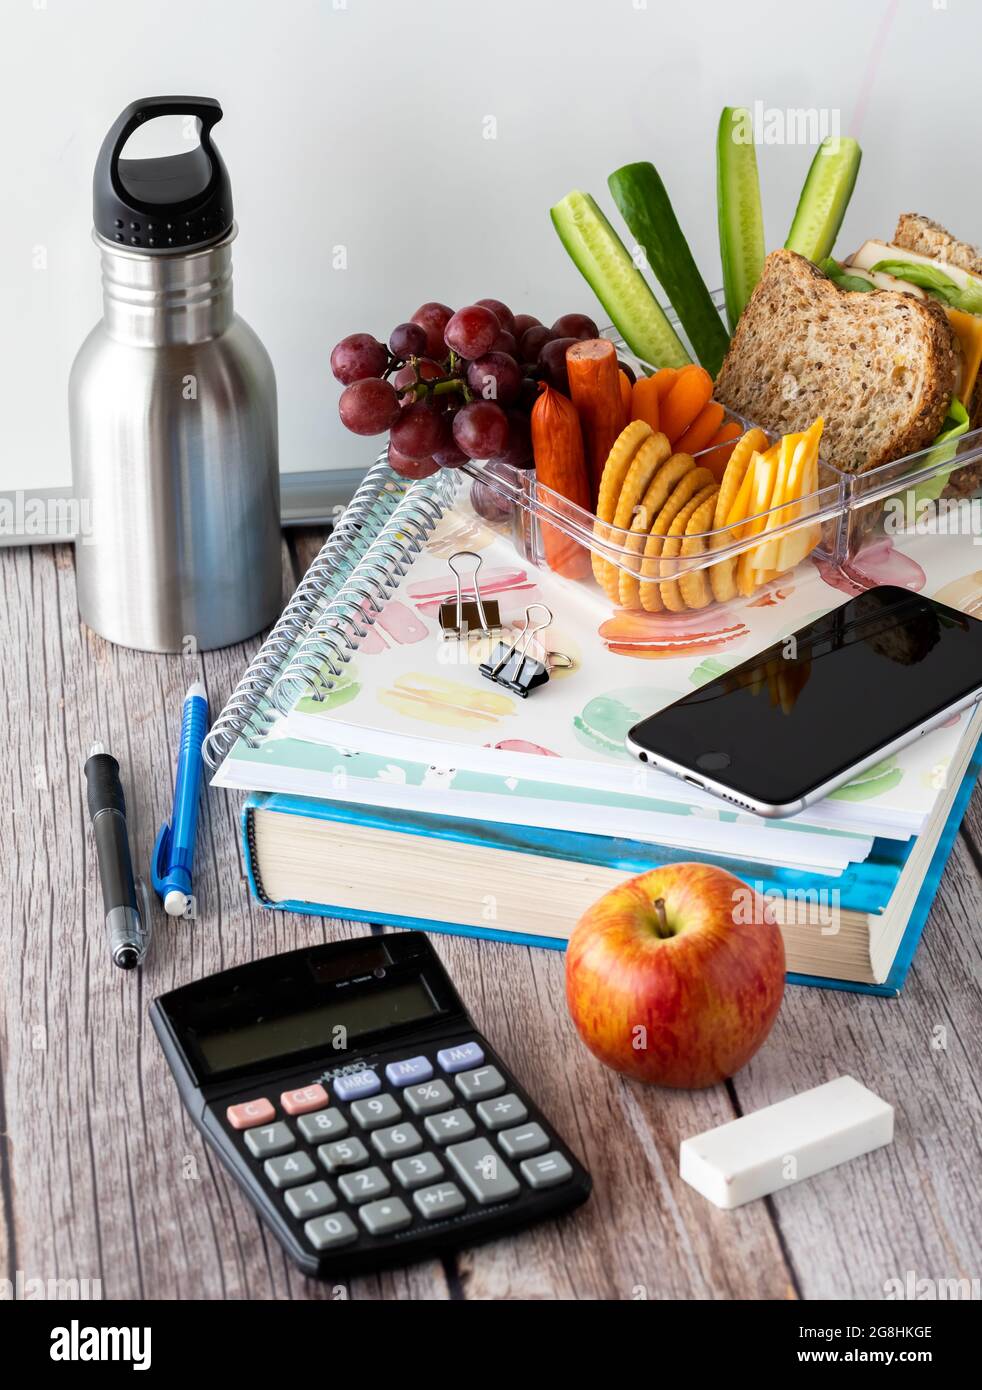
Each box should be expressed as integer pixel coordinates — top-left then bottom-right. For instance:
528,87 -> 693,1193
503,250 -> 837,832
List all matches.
894,212 -> 982,278
713,249 -> 957,475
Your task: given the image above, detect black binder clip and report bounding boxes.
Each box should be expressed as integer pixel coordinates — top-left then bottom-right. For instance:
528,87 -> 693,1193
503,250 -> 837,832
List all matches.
439,551 -> 502,641
480,604 -> 561,698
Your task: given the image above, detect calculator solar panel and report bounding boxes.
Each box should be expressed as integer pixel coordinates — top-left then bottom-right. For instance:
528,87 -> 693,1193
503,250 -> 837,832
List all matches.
151,933 -> 591,1277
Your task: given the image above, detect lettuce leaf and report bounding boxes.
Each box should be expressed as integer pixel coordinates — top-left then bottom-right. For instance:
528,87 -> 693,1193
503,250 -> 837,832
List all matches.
820,257 -> 877,293
870,259 -> 982,315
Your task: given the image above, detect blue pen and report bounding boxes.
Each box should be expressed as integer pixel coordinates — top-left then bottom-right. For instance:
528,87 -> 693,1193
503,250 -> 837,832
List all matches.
152,681 -> 208,917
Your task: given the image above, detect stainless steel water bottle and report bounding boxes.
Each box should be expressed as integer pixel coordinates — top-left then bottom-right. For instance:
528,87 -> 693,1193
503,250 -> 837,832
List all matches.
70,96 -> 282,652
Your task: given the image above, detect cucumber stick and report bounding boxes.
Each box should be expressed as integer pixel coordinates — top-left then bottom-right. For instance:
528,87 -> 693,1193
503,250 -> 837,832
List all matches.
550,190 -> 690,369
785,137 -> 862,263
608,162 -> 730,377
717,107 -> 766,332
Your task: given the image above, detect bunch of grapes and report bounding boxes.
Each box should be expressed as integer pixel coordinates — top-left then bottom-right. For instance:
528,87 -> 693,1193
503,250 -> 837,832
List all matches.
331,300 -> 612,512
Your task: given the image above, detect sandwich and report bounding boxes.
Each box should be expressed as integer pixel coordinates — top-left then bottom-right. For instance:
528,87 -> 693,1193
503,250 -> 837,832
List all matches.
716,214 -> 982,484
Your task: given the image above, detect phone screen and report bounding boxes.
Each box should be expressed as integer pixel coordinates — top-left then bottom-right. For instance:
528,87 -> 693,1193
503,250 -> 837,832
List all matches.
627,586 -> 982,809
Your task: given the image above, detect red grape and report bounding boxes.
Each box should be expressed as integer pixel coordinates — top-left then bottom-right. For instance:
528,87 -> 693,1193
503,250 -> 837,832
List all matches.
432,440 -> 469,469
390,401 -> 449,459
389,321 -> 428,358
388,442 -> 439,479
410,302 -> 453,359
512,313 -> 541,338
551,312 -> 599,340
331,332 -> 388,385
476,298 -> 515,336
339,377 -> 400,435
491,329 -> 519,356
517,376 -> 541,413
538,337 -> 577,393
470,478 -> 514,523
452,400 -> 509,459
490,409 -> 533,467
392,357 -> 443,392
465,351 -> 522,405
519,325 -> 555,363
444,304 -> 500,359
618,359 -> 637,385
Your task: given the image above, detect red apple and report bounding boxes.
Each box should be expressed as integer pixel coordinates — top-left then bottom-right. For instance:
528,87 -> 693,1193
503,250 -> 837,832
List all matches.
565,863 -> 785,1089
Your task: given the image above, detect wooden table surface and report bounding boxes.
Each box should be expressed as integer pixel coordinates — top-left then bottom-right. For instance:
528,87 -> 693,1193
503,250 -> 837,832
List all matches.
3,529 -> 981,1302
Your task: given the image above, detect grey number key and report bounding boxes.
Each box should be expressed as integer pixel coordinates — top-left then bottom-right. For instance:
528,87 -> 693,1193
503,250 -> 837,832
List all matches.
244,1122 -> 293,1158
351,1094 -> 402,1130
455,1066 -> 506,1101
447,1138 -> 520,1205
304,1211 -> 358,1251
498,1122 -> 550,1159
317,1137 -> 369,1172
477,1093 -> 527,1131
404,1079 -> 455,1117
298,1108 -> 347,1143
372,1122 -> 423,1160
339,1165 -> 390,1205
520,1151 -> 573,1189
424,1108 -> 476,1146
264,1150 -> 316,1189
392,1151 -> 444,1190
414,1182 -> 466,1221
359,1197 -> 412,1236
285,1181 -> 336,1218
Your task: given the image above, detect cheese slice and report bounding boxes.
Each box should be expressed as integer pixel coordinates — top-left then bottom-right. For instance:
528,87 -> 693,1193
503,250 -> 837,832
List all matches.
945,306 -> 982,406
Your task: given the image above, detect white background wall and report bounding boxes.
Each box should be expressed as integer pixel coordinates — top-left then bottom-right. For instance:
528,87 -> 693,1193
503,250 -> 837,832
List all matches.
1,0 -> 979,493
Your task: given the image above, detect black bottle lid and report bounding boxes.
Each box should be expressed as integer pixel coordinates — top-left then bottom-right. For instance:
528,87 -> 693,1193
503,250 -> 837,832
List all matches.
93,96 -> 233,253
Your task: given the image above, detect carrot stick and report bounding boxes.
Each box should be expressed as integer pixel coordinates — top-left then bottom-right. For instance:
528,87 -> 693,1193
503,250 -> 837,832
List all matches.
566,338 -> 629,500
652,367 -> 679,400
701,421 -> 743,481
630,374 -> 660,432
675,400 -> 725,455
660,364 -> 714,444
619,369 -> 633,418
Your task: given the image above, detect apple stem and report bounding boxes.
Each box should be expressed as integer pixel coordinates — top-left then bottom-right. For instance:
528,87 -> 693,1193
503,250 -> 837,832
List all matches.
653,897 -> 671,938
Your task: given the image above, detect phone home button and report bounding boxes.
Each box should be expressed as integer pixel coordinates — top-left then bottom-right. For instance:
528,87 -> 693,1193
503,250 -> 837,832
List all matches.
696,751 -> 732,772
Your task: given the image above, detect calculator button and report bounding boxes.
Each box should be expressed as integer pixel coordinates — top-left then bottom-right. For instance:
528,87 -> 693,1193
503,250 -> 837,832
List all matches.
298,1107 -> 348,1143
359,1198 -> 412,1237
333,1070 -> 381,1102
446,1138 -> 521,1205
264,1151 -> 317,1190
424,1108 -> 476,1146
437,1042 -> 484,1074
477,1094 -> 527,1131
226,1098 -> 275,1130
372,1122 -> 423,1160
351,1094 -> 402,1130
498,1122 -> 550,1159
385,1055 -> 433,1087
280,1084 -> 329,1116
455,1066 -> 506,1101
244,1122 -> 294,1159
305,1212 -> 358,1252
318,1137 -> 370,1172
414,1182 -> 466,1221
404,1080 -> 454,1116
339,1166 -> 391,1205
392,1152 -> 444,1190
520,1151 -> 573,1189
285,1181 -> 337,1218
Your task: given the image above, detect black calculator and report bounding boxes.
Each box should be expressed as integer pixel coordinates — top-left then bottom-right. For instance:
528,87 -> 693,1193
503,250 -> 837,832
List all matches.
150,932 -> 592,1278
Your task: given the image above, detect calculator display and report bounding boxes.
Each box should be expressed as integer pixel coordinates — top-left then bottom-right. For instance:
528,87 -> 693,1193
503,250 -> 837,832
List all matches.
196,979 -> 438,1075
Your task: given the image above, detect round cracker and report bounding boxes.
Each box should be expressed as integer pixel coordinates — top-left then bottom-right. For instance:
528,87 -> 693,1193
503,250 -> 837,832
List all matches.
658,485 -> 719,612
617,452 -> 697,607
678,491 -> 722,610
638,472 -> 715,613
602,432 -> 672,601
591,419 -> 653,585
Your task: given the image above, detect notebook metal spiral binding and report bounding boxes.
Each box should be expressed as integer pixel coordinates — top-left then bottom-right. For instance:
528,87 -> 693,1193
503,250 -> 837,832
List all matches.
202,453 -> 425,768
271,468 -> 459,714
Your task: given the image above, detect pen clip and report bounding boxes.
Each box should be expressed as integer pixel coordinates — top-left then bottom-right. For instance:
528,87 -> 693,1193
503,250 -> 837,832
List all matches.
151,822 -> 171,897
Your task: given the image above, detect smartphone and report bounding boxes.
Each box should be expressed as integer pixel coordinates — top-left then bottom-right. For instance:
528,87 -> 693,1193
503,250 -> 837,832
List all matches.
625,586 -> 982,819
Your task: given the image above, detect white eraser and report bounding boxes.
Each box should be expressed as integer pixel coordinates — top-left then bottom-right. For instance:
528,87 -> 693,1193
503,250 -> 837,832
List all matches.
679,1076 -> 893,1210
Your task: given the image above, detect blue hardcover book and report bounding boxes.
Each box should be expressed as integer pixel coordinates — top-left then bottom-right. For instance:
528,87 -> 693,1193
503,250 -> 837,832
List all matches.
241,736 -> 980,994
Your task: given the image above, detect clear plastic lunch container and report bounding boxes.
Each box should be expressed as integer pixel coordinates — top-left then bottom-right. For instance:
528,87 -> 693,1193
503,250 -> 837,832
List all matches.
458,298 -> 982,611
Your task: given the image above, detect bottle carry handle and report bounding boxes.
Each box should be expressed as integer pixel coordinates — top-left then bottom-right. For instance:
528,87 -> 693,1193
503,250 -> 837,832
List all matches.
103,96 -> 223,209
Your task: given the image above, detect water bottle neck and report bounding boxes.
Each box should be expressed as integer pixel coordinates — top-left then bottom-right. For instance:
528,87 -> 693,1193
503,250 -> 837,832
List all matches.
97,227 -> 236,345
